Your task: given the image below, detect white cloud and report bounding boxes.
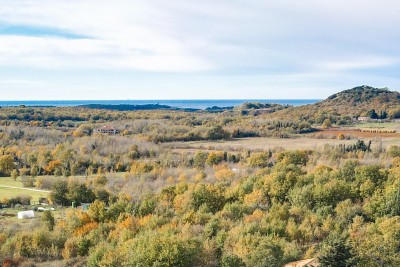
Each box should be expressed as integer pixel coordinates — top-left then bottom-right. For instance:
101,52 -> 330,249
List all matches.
0,79 -> 44,85
0,0 -> 399,98
318,57 -> 399,72
0,35 -> 211,71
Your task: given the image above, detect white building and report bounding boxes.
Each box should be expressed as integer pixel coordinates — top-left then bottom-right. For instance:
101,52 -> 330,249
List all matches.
94,126 -> 119,135
17,210 -> 35,219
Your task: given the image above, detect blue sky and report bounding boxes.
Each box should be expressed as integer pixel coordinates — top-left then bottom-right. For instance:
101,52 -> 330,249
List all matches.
0,0 -> 399,100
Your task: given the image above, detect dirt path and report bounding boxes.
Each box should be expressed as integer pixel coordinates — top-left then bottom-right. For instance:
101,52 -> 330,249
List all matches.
0,185 -> 50,193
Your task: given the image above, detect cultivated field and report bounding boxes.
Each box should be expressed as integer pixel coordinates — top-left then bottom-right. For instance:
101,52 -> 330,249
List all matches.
165,135 -> 400,152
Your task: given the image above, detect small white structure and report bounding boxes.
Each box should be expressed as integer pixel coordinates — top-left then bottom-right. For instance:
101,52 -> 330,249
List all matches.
357,117 -> 371,122
94,126 -> 119,135
37,207 -> 50,212
17,210 -> 35,219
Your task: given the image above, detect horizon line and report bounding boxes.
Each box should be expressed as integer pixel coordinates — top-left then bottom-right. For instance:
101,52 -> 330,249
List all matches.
0,98 -> 322,101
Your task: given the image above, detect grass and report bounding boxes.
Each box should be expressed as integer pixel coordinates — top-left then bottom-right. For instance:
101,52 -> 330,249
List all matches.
0,176 -> 49,203
0,177 -> 24,187
0,173 -> 128,203
0,207 -> 67,233
0,186 -> 49,202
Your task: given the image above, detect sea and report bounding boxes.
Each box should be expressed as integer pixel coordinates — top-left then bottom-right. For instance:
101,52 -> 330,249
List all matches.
0,99 -> 319,110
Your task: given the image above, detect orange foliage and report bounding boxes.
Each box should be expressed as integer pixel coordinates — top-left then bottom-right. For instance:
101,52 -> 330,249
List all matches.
74,222 -> 99,236
44,160 -> 62,174
138,214 -> 153,227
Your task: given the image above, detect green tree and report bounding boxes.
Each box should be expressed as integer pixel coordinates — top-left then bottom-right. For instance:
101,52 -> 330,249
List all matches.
41,210 -> 55,231
50,180 -> 69,206
221,254 -> 245,267
367,109 -> 379,119
192,151 -> 208,168
88,200 -> 107,223
66,181 -> 95,205
318,235 -> 353,267
350,216 -> 400,267
137,195 -> 157,217
122,232 -> 200,267
206,125 -> 230,140
192,184 -> 225,213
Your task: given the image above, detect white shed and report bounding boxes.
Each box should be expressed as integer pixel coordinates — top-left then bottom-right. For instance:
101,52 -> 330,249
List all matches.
17,210 -> 35,219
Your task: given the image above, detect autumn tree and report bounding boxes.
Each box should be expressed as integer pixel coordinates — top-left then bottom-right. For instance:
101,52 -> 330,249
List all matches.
0,154 -> 15,176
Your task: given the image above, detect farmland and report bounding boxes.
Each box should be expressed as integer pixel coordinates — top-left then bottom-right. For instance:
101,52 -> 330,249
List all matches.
165,134 -> 399,152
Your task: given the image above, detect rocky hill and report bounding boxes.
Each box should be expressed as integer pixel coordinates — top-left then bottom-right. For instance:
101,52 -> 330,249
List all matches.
267,85 -> 400,124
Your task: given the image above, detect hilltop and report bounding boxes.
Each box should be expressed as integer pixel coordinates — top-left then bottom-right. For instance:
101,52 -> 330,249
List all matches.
268,86 -> 400,124
320,85 -> 400,110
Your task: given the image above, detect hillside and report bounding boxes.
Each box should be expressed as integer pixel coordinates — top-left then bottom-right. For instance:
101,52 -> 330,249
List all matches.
268,85 -> 400,124
321,85 -> 400,109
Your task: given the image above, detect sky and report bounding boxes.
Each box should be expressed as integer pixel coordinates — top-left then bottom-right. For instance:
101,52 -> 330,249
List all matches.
0,0 -> 399,100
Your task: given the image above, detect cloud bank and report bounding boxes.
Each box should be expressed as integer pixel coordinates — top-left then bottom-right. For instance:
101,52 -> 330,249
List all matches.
0,0 -> 399,99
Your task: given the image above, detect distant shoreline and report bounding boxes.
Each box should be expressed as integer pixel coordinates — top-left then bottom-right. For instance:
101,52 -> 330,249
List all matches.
0,99 -> 320,110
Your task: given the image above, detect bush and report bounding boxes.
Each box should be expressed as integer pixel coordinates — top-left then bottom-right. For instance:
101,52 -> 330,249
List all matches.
122,232 -> 200,267
6,195 -> 32,205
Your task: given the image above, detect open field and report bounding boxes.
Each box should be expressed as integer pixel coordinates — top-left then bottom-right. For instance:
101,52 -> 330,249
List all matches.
0,174 -> 127,203
0,186 -> 49,202
0,207 -> 66,233
318,129 -> 400,138
165,137 -> 365,151
352,122 -> 400,130
0,177 -> 50,203
0,177 -> 23,187
165,135 -> 400,152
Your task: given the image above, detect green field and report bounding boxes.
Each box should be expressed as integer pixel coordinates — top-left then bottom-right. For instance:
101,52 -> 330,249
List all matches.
0,177 -> 24,187
0,177 -> 50,203
0,186 -> 49,202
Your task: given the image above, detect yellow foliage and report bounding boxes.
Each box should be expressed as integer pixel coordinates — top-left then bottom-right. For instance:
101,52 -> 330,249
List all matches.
304,244 -> 317,259
166,176 -> 175,184
72,130 -> 84,138
214,167 -> 235,181
244,209 -> 264,223
182,210 -> 196,224
130,161 -> 155,175
286,218 -> 301,240
173,193 -> 190,213
178,173 -> 187,183
243,189 -> 263,206
313,165 -> 333,175
55,220 -> 68,232
194,172 -> 206,182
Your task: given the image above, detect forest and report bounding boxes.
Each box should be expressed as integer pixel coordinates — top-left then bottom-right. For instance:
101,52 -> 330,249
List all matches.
1,87 -> 400,267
